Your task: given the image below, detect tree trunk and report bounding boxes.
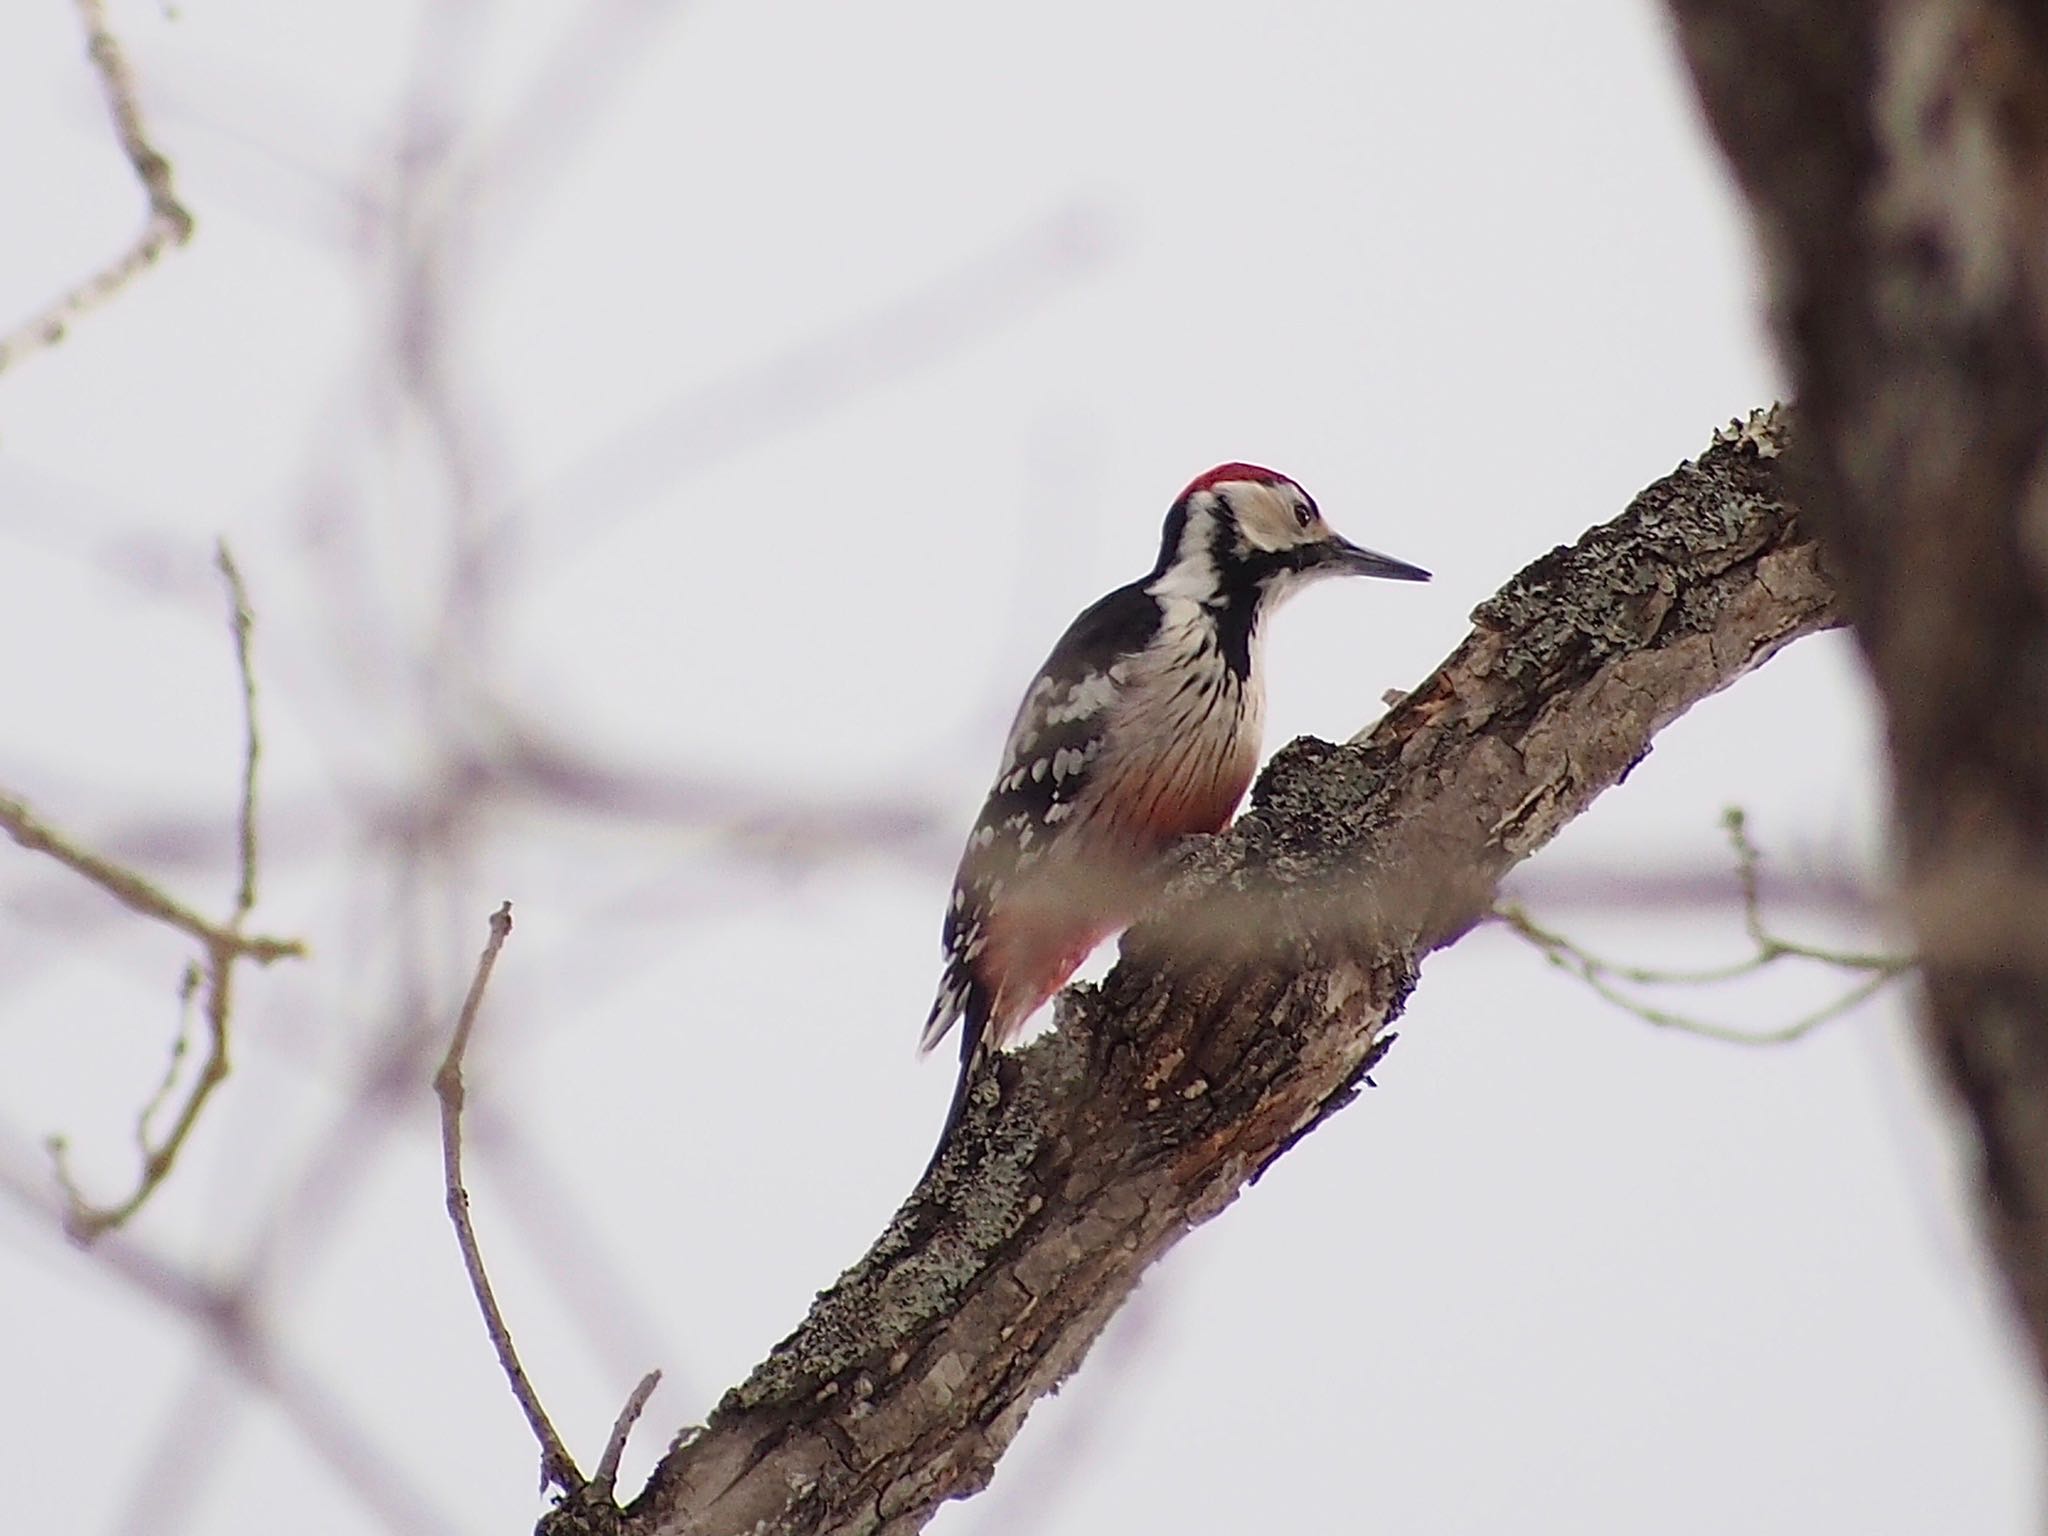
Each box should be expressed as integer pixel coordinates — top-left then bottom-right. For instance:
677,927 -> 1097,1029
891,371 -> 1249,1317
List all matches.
1664,0 -> 2048,1391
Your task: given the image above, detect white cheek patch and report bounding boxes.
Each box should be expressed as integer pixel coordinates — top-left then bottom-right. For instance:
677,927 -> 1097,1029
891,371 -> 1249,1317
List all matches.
1229,482 -> 1310,554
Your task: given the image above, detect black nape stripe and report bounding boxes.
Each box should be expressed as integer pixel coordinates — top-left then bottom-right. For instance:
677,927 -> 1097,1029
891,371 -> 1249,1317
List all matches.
1152,502 -> 1190,576
1153,491 -> 1299,680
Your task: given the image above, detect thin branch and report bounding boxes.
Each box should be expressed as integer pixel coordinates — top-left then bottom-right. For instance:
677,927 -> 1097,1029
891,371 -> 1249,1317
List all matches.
135,961 -> 203,1153
1492,808 -> 1913,1044
1494,906 -> 1907,1044
432,902 -> 583,1494
52,932 -> 239,1243
1724,804 -> 1771,948
28,548 -> 307,1240
594,1372 -> 662,1499
217,543 -> 261,924
0,0 -> 195,375
0,794 -> 302,964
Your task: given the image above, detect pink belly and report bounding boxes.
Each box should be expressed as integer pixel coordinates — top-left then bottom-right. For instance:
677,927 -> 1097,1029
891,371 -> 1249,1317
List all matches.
977,915 -> 1118,1051
973,736 -> 1259,1049
1105,729 -> 1259,845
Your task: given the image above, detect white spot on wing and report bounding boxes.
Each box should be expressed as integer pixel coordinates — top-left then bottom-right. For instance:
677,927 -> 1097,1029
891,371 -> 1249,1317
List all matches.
1044,671 -> 1119,725
1052,744 -> 1094,781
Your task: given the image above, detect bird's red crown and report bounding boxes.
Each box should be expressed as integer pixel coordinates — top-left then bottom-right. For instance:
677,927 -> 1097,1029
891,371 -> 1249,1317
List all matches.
1178,462 -> 1291,501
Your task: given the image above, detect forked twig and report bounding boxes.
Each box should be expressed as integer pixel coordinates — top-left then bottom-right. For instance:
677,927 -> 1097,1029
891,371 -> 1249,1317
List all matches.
1495,808 -> 1913,1043
0,795 -> 301,966
131,961 -> 202,1160
29,544 -> 307,1240
433,902 -> 583,1495
0,0 -> 195,374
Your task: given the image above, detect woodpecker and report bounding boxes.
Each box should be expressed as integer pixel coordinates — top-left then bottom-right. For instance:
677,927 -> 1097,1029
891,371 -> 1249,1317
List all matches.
921,462 -> 1429,1154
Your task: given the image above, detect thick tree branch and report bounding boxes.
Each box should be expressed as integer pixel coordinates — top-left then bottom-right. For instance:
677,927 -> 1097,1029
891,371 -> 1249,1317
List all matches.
1663,0 -> 2048,1389
533,408 -> 1837,1536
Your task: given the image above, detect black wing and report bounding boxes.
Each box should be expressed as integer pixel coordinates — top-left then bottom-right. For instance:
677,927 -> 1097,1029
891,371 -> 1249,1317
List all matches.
920,578 -> 1162,1059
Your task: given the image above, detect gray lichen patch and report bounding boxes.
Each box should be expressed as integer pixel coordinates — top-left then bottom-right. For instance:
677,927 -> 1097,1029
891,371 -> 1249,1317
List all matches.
1472,430 -> 1793,697
1714,404 -> 1789,458
724,1034 -> 1097,1416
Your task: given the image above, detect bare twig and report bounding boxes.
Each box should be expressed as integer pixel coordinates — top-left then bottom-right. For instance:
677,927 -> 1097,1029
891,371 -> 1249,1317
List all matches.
593,1371 -> 662,1499
0,794 -> 301,964
0,0 -> 195,375
432,902 -> 583,1494
135,961 -> 203,1153
217,544 -> 261,923
27,549 -> 307,1240
1494,808 -> 1913,1043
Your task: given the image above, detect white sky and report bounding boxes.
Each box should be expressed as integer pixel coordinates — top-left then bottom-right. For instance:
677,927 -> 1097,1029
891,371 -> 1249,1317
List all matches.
1,1 -> 2043,1532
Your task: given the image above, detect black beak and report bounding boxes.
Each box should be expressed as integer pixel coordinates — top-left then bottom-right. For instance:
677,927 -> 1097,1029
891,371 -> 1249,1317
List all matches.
1326,535 -> 1431,582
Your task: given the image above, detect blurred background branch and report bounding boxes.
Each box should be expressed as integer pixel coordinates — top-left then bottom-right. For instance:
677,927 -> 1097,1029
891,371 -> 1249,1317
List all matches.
0,0 -> 192,374
1495,806 -> 1912,1045
6,544 -> 304,1240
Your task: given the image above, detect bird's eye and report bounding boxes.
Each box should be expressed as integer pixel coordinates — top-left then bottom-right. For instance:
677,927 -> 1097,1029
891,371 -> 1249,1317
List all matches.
1294,502 -> 1314,529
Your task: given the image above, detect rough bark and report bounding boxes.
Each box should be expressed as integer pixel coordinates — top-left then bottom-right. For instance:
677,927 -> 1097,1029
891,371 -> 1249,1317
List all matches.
528,408 -> 1838,1536
1664,0 -> 2048,1388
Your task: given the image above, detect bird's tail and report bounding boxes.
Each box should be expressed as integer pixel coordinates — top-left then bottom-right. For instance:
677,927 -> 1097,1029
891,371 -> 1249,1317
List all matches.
922,997 -> 988,1182
919,962 -> 971,1055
